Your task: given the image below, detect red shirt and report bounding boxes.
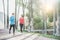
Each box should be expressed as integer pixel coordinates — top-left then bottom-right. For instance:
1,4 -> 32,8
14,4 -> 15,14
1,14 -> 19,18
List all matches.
19,17 -> 24,24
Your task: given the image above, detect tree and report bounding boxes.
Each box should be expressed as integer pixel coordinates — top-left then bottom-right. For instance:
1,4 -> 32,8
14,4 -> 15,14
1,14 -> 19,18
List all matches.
33,13 -> 43,30
56,0 -> 60,36
7,0 -> 9,29
26,0 -> 44,32
15,0 -> 19,29
2,0 -> 5,29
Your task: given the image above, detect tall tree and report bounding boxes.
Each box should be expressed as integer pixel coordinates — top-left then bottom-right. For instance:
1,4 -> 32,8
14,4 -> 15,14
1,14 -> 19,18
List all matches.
56,0 -> 60,36
15,0 -> 18,29
28,0 -> 34,32
30,0 -> 33,31
7,0 -> 9,29
2,0 -> 5,29
26,0 -> 42,32
53,8 -> 56,35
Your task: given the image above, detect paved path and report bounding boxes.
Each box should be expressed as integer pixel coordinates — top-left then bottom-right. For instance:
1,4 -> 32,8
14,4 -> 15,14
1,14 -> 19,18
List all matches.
0,33 -> 57,40
0,29 -> 8,36
0,29 -> 57,40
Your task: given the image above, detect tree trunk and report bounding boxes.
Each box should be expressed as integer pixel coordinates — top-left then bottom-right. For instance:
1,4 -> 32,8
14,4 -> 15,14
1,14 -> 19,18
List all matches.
7,0 -> 9,29
15,0 -> 18,29
30,0 -> 34,31
56,1 -> 60,36
44,13 -> 47,34
53,10 -> 56,35
28,0 -> 33,32
17,0 -> 20,29
2,0 -> 5,29
42,12 -> 47,34
22,0 -> 26,30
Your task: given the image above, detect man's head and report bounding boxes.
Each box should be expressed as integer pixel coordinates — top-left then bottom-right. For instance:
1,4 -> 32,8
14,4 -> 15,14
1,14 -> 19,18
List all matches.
12,13 -> 14,15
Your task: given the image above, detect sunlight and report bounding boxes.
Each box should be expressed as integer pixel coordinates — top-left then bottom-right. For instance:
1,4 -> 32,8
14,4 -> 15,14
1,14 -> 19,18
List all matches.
41,0 -> 57,13
44,4 -> 54,12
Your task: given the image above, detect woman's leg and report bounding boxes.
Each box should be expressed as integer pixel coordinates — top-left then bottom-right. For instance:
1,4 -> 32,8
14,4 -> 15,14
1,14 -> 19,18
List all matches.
20,24 -> 23,32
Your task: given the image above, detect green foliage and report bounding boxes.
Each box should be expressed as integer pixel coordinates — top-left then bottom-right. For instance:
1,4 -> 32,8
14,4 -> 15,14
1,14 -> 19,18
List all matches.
47,22 -> 53,29
39,34 -> 60,40
49,17 -> 53,22
25,0 -> 54,30
26,13 -> 43,30
47,12 -> 53,22
26,13 -> 30,19
33,15 -> 43,30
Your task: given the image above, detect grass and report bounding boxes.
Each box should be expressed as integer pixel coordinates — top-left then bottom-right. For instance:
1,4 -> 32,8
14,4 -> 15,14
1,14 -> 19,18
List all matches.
38,34 -> 60,40
16,29 -> 28,32
16,30 -> 60,40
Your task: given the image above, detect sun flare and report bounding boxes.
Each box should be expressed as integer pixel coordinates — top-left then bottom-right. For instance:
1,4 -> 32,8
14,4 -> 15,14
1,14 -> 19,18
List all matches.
41,0 -> 57,13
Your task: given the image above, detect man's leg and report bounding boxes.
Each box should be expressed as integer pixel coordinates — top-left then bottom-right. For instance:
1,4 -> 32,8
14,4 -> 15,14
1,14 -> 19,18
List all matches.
13,24 -> 15,35
9,25 -> 12,34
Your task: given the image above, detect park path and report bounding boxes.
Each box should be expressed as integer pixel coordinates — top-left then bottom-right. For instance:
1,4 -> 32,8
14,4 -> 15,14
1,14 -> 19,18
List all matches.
0,29 -> 57,40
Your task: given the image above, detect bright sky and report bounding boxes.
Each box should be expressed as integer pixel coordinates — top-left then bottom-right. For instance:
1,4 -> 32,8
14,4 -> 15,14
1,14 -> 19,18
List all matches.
0,0 -> 3,12
0,0 -> 58,15
41,0 -> 58,12
0,0 -> 15,15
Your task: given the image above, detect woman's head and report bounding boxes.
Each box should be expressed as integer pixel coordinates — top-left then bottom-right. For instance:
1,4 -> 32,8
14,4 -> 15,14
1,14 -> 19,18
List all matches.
21,15 -> 24,17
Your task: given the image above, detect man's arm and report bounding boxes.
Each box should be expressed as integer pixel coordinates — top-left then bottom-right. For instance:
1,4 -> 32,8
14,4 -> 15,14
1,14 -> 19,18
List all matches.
9,17 -> 11,21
